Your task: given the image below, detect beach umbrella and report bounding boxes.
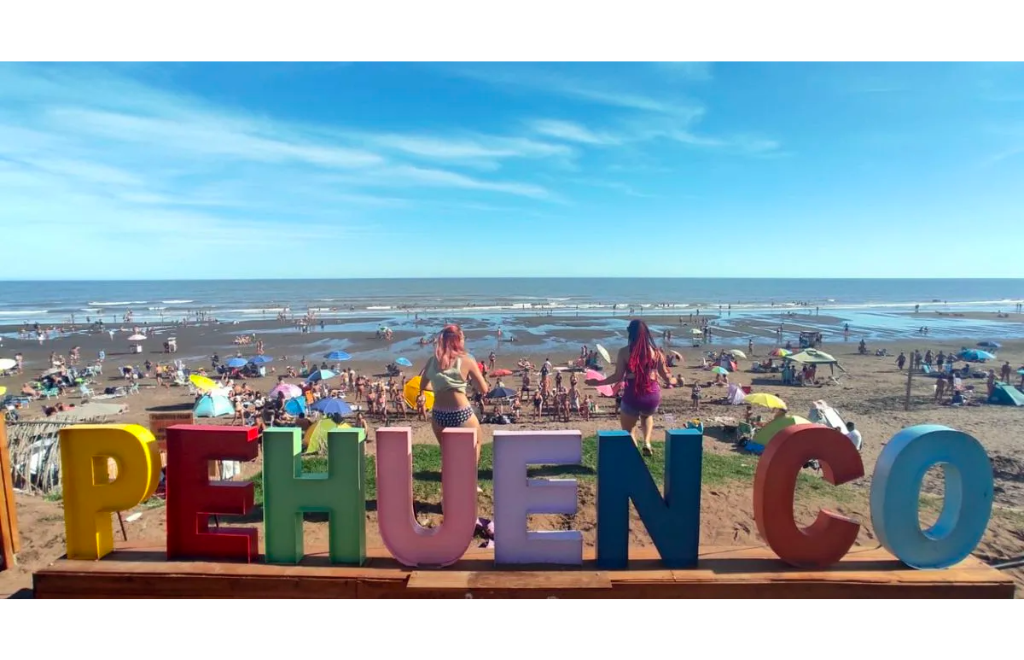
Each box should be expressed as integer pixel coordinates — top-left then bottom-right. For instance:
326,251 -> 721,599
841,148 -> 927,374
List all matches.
305,369 -> 337,383
325,351 -> 351,361
304,419 -> 351,455
711,366 -> 729,375
189,374 -> 217,391
0,358 -> 16,371
127,334 -> 147,342
487,386 -> 518,399
285,397 -> 307,415
1017,368 -> 1024,375
744,392 -> 787,410
311,397 -> 352,416
225,357 -> 248,368
595,344 -> 612,364
960,349 -> 995,362
491,368 -> 513,377
395,357 -> 413,367
728,349 -> 747,359
754,415 -> 812,447
249,355 -> 273,365
978,341 -> 1002,349
269,382 -> 301,399
403,376 -> 433,411
0,386 -> 6,396
585,369 -> 620,397
193,395 -> 234,418
771,348 -> 791,357
690,328 -> 703,335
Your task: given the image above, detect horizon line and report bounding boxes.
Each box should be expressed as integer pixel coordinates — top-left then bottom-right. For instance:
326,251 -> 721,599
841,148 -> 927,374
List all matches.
2,276 -> 1024,283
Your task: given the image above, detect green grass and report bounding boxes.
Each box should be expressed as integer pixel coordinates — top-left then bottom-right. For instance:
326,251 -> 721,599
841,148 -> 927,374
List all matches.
248,437 -> 853,506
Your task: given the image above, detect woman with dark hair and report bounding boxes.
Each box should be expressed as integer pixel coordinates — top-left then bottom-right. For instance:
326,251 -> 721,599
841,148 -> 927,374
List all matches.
586,319 -> 673,456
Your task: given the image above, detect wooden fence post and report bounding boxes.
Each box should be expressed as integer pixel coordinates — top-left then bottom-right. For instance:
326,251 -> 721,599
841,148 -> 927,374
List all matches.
0,419 -> 21,571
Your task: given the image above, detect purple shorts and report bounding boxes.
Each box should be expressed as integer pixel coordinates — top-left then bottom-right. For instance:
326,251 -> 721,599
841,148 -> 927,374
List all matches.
620,384 -> 661,417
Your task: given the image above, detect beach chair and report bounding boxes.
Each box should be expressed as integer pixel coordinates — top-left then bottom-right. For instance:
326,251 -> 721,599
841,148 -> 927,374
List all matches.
738,421 -> 755,442
128,382 -> 140,396
42,387 -> 60,399
79,383 -> 95,399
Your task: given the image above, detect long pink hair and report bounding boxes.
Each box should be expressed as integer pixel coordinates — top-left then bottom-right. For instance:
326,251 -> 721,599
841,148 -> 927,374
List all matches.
435,324 -> 465,370
626,319 -> 659,396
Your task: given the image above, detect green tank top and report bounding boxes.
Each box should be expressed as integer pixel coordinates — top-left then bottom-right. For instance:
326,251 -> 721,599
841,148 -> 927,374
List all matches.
426,356 -> 467,393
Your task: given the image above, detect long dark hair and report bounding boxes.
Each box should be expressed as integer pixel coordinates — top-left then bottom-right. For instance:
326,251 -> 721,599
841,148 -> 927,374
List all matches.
626,319 -> 658,395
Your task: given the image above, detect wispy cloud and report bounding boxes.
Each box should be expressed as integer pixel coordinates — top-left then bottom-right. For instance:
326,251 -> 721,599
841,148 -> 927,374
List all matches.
669,130 -> 782,155
45,108 -> 385,169
652,62 -> 714,82
563,177 -> 657,198
528,119 -> 620,145
329,165 -> 556,201
441,64 -> 701,117
527,113 -> 782,157
356,131 -> 573,163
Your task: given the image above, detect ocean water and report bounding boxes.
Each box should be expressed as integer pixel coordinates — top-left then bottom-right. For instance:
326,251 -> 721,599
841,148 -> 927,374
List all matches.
0,279 -> 1022,352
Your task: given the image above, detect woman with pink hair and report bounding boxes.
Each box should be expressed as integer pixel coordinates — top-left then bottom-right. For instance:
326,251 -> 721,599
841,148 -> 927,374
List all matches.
587,319 -> 673,456
418,324 -> 490,469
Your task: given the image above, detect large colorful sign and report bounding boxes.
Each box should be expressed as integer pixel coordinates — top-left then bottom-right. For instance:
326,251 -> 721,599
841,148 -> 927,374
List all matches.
56,422 -> 994,571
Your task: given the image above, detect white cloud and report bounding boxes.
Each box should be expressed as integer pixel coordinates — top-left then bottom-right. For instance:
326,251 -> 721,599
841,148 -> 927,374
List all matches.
367,166 -> 554,200
443,64 -> 701,117
45,108 -> 385,169
653,62 -> 714,82
360,132 -> 572,162
18,156 -> 144,187
529,119 -> 619,145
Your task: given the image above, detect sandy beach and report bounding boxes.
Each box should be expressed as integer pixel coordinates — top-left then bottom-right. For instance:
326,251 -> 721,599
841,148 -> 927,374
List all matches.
2,314 -> 1023,596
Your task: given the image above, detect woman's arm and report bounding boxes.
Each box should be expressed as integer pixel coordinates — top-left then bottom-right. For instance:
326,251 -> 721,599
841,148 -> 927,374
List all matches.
656,352 -> 674,387
587,348 -> 627,387
418,361 -> 433,394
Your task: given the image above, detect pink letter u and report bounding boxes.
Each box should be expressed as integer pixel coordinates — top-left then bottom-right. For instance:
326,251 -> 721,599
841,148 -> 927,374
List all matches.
376,427 -> 478,567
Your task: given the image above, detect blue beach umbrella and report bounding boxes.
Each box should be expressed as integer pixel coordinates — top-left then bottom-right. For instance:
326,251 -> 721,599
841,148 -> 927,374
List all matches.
285,397 -> 307,415
311,397 -> 352,416
325,351 -> 351,361
960,349 -> 996,362
395,357 -> 413,367
487,386 -> 518,399
193,395 -> 234,418
306,369 -> 337,383
249,355 -> 273,365
225,357 -> 248,368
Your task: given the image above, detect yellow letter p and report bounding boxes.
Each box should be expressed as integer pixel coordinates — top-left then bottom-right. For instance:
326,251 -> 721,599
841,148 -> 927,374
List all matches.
59,424 -> 161,560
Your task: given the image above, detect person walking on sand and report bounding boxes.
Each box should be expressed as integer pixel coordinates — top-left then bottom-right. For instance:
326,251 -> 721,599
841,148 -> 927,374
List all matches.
586,319 -> 673,457
418,324 -> 489,491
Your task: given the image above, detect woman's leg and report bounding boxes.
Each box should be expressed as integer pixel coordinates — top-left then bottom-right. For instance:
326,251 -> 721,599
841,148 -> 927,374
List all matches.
619,411 -> 640,446
639,413 -> 655,450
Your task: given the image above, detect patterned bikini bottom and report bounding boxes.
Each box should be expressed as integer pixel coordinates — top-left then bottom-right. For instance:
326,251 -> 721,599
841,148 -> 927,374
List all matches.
432,406 -> 474,428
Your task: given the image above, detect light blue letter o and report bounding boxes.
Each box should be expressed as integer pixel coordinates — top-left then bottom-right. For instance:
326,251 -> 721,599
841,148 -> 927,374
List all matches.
870,425 -> 993,569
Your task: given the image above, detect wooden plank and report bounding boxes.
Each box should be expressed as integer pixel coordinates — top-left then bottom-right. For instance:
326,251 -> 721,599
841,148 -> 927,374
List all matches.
32,544 -> 1016,598
0,419 -> 20,570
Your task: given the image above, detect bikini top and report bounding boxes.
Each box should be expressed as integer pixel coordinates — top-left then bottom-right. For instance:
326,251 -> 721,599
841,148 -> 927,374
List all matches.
624,349 -> 663,382
425,356 -> 468,393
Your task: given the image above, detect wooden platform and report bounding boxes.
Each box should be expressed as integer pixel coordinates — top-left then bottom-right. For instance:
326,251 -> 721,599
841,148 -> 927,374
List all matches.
33,545 -> 1015,598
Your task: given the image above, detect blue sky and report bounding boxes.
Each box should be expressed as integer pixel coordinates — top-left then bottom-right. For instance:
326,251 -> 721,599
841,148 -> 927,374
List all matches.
1,62 -> 1023,279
